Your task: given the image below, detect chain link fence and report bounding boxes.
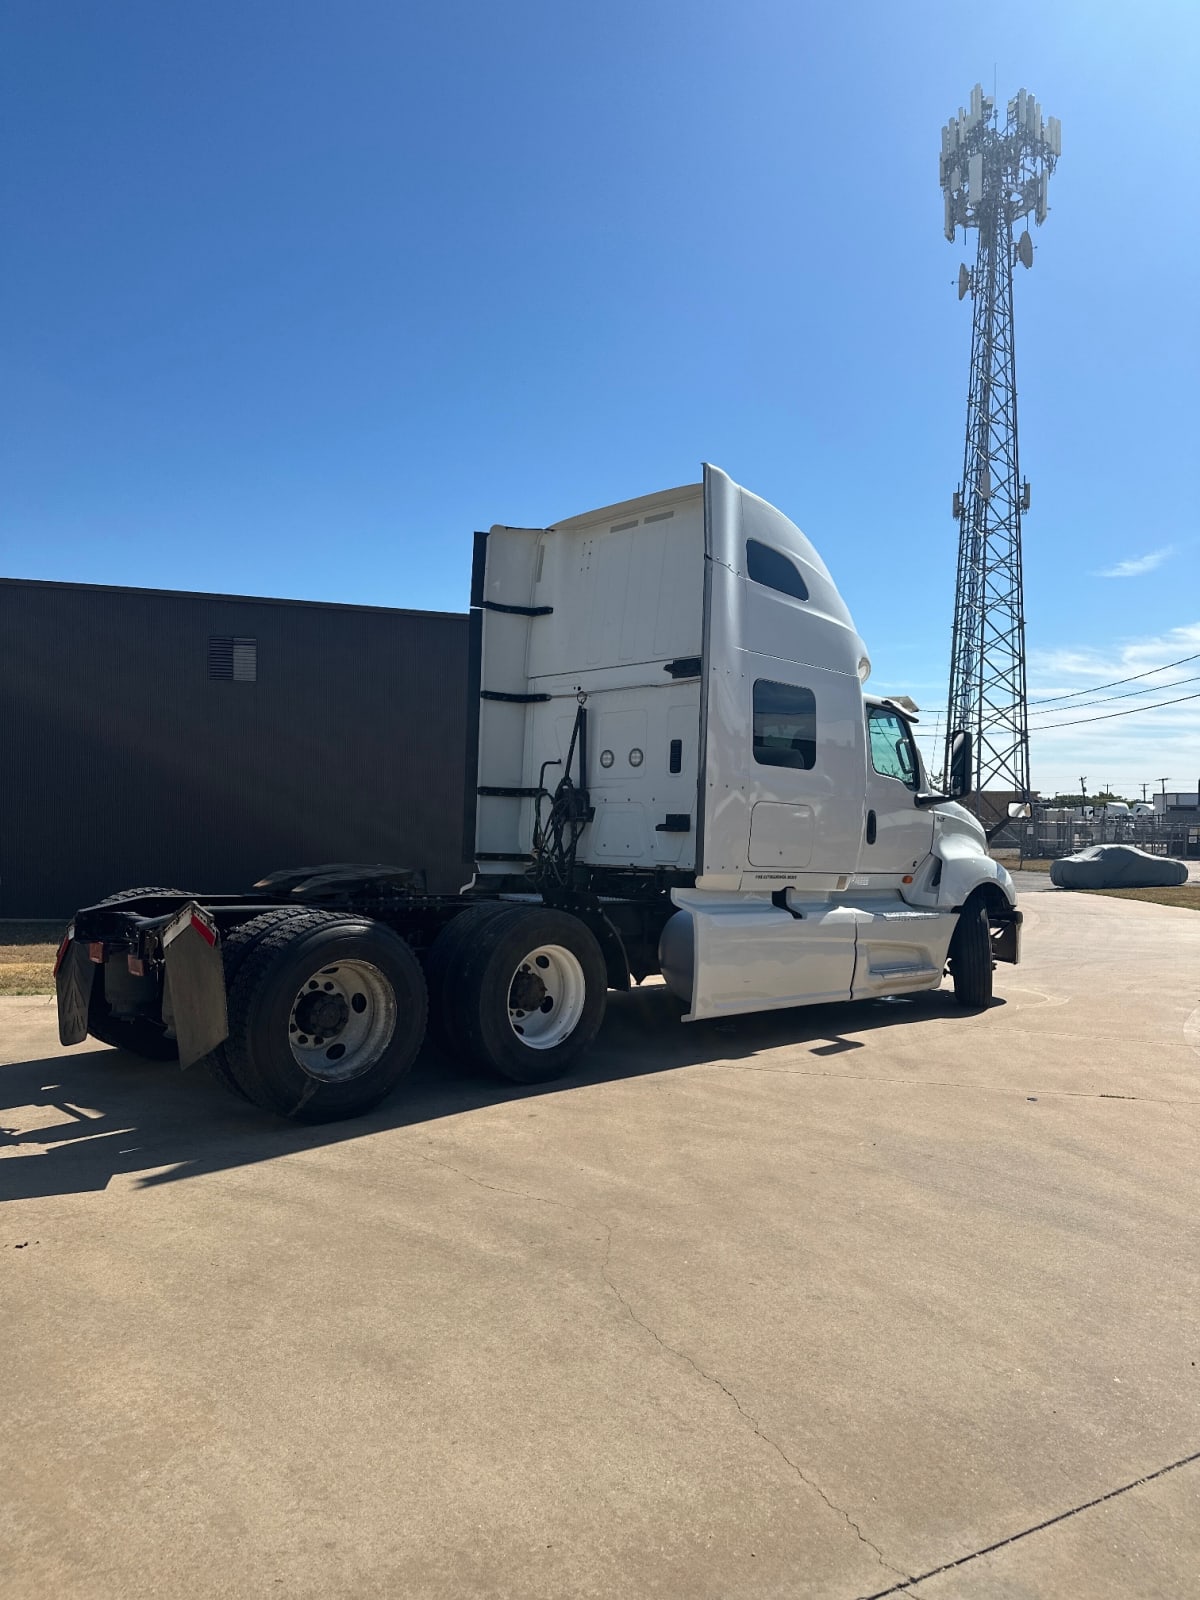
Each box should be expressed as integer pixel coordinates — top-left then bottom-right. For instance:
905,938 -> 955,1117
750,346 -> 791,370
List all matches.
1007,808 -> 1200,862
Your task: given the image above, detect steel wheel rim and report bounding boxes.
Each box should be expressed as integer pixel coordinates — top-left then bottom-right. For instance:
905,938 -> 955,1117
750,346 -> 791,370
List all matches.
507,944 -> 587,1049
288,958 -> 396,1082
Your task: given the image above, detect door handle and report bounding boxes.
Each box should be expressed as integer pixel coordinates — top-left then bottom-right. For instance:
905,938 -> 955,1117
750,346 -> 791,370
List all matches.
866,809 -> 877,845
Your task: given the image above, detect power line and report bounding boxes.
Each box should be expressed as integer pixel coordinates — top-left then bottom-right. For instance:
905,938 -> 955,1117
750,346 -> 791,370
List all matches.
1027,671 -> 1200,718
1030,689 -> 1200,731
1028,650 -> 1200,706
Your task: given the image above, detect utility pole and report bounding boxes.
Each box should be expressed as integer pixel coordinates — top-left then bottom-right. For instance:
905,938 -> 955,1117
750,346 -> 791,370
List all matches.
1140,782 -> 1149,802
939,84 -> 1060,801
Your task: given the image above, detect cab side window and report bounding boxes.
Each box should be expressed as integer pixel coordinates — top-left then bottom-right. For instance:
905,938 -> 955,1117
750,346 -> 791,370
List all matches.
868,708 -> 918,789
753,680 -> 816,769
746,540 -> 809,602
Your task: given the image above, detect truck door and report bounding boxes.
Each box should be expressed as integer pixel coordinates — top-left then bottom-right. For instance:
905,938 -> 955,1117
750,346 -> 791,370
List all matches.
861,704 -> 934,877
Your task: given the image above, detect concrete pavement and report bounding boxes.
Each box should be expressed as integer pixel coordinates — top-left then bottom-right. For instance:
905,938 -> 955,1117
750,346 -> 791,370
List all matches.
2,890 -> 1199,1598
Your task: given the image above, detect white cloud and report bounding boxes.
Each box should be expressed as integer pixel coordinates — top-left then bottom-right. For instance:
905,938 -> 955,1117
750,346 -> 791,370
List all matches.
1094,546 -> 1174,578
1029,623 -> 1200,689
1027,622 -> 1200,795
858,627 -> 1200,797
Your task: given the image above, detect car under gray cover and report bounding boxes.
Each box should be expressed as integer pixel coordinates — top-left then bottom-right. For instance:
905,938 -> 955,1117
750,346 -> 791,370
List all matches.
1049,844 -> 1189,890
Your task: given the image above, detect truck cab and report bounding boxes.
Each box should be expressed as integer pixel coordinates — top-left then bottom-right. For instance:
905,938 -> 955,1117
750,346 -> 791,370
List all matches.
473,463 -> 1019,1022
57,465 -> 1020,1124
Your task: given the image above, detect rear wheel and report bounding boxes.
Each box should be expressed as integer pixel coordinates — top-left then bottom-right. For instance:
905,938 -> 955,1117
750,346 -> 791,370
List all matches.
97,886 -> 193,906
89,887 -> 189,1060
451,905 -> 607,1083
425,900 -> 514,1059
205,909 -> 302,1101
218,911 -> 427,1121
948,898 -> 993,1010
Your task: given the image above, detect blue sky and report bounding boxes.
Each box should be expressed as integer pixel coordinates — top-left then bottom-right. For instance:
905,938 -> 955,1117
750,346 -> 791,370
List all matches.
2,1 -> 1197,796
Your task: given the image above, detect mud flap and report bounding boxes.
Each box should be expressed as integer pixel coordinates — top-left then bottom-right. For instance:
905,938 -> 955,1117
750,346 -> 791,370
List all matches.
992,909 -> 1022,966
56,938 -> 95,1046
162,906 -> 229,1068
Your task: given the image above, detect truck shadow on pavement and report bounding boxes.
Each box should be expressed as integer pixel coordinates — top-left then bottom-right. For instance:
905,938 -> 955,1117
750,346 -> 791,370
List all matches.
1,985 -> 1004,1204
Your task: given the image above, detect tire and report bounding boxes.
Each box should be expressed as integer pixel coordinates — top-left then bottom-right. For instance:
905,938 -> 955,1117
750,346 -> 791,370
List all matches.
204,909 -> 305,1102
90,887 -> 190,1060
948,898 -> 993,1010
219,911 -> 428,1122
451,905 -> 607,1084
425,900 -> 515,1060
97,886 -> 191,906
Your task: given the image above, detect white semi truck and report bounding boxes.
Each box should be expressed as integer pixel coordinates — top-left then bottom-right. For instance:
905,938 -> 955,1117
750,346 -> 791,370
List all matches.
55,466 -> 1020,1121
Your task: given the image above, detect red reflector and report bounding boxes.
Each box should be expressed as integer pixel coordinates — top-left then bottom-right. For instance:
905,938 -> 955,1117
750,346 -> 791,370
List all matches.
127,955 -> 146,978
53,936 -> 71,977
88,941 -> 105,965
190,914 -> 217,947
902,875 -> 914,884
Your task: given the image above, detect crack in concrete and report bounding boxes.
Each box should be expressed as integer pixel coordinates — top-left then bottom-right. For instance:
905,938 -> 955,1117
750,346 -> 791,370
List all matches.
599,1230 -> 909,1583
411,1144 -> 907,1580
854,1447 -> 1200,1599
708,1064 -> 1200,1108
412,1148 -> 572,1210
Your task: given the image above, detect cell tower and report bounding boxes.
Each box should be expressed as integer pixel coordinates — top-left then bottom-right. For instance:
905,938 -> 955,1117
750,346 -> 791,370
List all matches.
939,83 -> 1060,800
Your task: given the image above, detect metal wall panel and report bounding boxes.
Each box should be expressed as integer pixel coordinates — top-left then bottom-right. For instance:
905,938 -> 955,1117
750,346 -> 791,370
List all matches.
0,580 -> 471,916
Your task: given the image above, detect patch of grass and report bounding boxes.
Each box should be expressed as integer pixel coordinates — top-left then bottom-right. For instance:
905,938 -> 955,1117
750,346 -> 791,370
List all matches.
0,921 -> 63,995
1078,885 -> 1200,912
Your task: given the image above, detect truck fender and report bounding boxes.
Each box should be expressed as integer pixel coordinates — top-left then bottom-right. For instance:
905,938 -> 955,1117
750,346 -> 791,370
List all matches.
932,856 -> 1021,966
562,907 -> 631,992
933,851 -> 1017,915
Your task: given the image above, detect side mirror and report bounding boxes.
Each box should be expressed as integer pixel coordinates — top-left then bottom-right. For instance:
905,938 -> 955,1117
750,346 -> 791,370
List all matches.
1007,801 -> 1032,820
947,729 -> 974,799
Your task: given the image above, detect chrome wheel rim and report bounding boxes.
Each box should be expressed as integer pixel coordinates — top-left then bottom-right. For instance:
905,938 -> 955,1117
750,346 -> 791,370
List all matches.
288,958 -> 396,1082
506,944 -> 587,1049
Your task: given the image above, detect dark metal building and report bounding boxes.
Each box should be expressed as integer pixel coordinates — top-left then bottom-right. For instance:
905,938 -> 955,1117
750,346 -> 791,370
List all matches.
0,578 -> 471,917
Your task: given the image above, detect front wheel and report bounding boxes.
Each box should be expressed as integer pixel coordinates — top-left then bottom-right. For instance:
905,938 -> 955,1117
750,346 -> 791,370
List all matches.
450,905 -> 607,1084
948,899 -> 993,1010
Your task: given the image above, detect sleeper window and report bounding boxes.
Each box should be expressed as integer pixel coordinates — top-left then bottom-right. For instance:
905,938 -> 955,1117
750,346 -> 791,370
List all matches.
753,680 -> 816,770
746,540 -> 809,602
868,707 -> 918,788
